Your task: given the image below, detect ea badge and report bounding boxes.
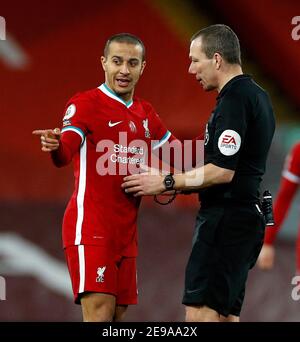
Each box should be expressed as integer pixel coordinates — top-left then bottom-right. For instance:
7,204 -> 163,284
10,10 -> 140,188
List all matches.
63,104 -> 76,120
218,129 -> 241,156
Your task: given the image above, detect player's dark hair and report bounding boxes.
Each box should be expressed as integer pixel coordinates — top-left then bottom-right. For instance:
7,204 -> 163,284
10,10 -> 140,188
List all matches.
191,24 -> 241,65
104,33 -> 146,61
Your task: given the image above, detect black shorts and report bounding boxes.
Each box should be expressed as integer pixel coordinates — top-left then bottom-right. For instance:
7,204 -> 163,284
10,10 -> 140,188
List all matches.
182,203 -> 265,317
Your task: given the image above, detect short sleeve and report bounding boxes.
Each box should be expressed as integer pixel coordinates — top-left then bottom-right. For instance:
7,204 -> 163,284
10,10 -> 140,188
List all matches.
210,94 -> 248,170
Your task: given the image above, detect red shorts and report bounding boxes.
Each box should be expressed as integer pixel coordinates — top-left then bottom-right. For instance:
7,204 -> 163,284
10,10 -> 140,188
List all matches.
64,245 -> 138,305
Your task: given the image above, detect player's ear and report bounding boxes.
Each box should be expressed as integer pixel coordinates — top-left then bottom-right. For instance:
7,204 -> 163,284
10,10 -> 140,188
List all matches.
101,56 -> 107,72
140,61 -> 146,75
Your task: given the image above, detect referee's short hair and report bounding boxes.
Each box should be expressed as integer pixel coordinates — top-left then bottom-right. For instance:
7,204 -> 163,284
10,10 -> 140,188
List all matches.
191,24 -> 241,66
104,33 -> 146,61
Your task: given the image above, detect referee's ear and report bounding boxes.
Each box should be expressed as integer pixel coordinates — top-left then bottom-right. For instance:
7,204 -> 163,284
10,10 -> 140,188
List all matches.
213,52 -> 222,70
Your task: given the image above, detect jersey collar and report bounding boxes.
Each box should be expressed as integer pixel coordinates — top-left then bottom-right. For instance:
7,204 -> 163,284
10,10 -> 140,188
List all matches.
98,83 -> 133,108
217,74 -> 251,100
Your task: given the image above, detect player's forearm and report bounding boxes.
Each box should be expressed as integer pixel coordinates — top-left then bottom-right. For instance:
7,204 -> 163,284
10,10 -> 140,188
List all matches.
174,163 -> 234,191
51,142 -> 73,167
50,132 -> 82,167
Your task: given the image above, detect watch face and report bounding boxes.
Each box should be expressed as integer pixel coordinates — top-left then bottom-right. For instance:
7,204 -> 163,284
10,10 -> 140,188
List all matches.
164,175 -> 174,190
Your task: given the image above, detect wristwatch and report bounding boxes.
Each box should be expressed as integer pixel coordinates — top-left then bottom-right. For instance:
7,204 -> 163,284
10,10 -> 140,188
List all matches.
163,174 -> 175,191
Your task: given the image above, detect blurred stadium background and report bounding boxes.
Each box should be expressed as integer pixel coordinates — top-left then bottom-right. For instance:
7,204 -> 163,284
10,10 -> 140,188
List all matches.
1,0 -> 300,321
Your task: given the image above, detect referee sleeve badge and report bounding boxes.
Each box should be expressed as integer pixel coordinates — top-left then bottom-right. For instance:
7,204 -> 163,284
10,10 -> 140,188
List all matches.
218,129 -> 241,156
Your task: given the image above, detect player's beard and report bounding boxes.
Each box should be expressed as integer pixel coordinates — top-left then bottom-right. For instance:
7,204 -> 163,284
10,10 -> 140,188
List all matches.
115,80 -> 135,100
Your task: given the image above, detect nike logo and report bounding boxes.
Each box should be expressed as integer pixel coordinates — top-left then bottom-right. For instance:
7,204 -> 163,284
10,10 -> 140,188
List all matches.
108,120 -> 123,127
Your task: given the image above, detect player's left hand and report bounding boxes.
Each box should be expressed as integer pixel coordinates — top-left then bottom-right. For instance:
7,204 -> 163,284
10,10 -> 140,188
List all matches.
122,172 -> 165,196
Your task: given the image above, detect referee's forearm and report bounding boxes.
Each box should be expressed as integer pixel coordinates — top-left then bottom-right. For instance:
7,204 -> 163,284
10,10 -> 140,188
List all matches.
174,169 -> 203,191
173,163 -> 234,191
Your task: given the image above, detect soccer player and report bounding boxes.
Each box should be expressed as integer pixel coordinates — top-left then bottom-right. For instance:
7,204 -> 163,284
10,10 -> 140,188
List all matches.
33,33 -> 177,322
122,24 -> 275,322
258,142 -> 300,273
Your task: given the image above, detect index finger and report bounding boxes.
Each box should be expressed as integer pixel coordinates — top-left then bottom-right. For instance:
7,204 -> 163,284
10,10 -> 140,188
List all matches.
32,130 -> 47,135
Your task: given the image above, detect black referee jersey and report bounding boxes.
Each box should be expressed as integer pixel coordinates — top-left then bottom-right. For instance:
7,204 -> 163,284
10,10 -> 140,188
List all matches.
199,74 -> 275,205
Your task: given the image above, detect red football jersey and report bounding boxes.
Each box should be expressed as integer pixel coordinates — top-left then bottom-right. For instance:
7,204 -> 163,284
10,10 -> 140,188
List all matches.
264,142 -> 300,245
53,84 -> 173,257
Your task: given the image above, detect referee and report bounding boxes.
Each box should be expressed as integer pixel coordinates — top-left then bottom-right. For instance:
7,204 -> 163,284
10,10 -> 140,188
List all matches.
122,24 -> 275,322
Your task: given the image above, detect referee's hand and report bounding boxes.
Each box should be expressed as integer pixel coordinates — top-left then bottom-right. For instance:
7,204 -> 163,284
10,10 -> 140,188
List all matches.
257,244 -> 275,270
32,128 -> 61,152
